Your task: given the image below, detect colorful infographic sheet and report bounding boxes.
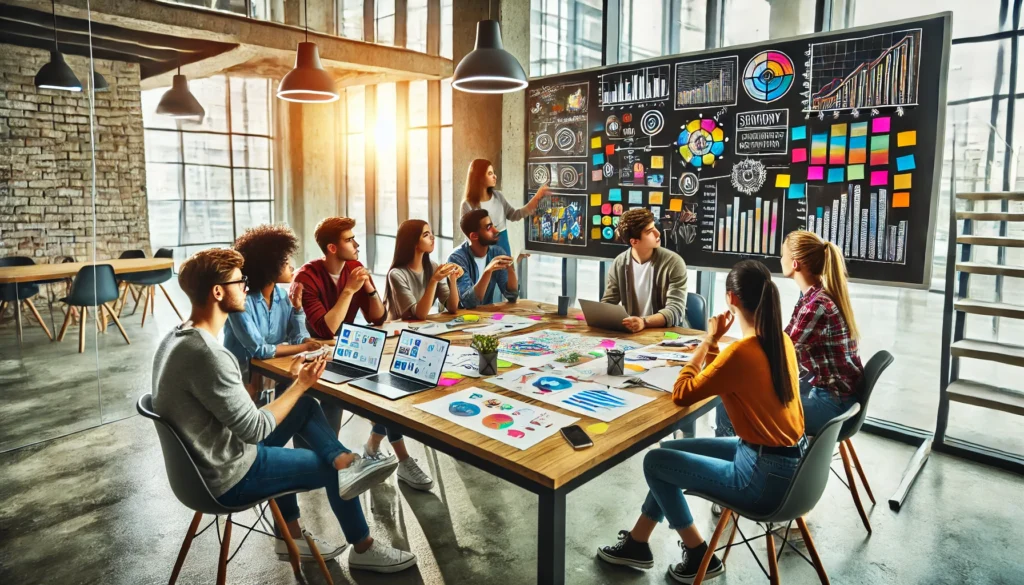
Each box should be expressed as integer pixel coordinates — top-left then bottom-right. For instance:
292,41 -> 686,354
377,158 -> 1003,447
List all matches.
489,367 -> 654,422
498,330 -> 642,368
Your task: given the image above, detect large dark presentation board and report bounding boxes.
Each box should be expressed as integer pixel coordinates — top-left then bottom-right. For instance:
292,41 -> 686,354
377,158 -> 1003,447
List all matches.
522,14 -> 951,287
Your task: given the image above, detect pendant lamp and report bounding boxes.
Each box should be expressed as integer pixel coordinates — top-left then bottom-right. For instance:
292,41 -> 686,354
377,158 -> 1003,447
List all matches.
277,0 -> 338,103
452,2 -> 527,94
35,0 -> 82,92
156,66 -> 205,121
92,70 -> 109,93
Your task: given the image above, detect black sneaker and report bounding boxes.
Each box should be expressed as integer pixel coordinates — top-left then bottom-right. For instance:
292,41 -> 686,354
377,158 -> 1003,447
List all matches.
668,541 -> 725,584
596,530 -> 655,569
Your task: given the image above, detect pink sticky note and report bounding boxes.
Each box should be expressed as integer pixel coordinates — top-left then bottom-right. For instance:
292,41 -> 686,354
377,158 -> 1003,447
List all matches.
807,166 -> 824,181
599,339 -> 616,349
528,315 -> 542,321
575,314 -> 586,321
592,169 -> 602,181
601,203 -> 612,214
872,117 -> 890,133
792,148 -> 807,163
870,170 -> 888,186
439,377 -> 459,387
491,313 -> 505,320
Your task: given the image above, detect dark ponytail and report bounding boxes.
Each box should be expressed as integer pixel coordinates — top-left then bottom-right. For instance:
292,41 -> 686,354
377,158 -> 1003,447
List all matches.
725,260 -> 795,406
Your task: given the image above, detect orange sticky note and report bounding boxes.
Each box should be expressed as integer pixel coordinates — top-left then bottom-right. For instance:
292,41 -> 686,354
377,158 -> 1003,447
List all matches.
894,173 -> 912,190
590,193 -> 602,206
649,191 -> 664,205
669,199 -> 683,212
605,144 -> 615,156
591,136 -> 602,149
897,131 -> 917,147
893,192 -> 910,208
775,174 -> 791,188
592,227 -> 602,239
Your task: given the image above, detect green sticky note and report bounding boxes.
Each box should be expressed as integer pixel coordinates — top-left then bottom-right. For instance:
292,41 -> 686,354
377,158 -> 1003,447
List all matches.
664,332 -> 680,340
497,359 -> 513,368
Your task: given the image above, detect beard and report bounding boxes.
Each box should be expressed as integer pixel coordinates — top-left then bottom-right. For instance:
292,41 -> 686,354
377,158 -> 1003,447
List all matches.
222,293 -> 247,314
478,231 -> 499,246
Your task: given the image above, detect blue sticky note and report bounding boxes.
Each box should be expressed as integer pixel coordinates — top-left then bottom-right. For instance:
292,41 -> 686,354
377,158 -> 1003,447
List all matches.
849,136 -> 867,150
827,167 -> 845,183
593,153 -> 605,165
896,154 -> 916,171
788,183 -> 806,200
608,188 -> 622,202
629,190 -> 643,204
791,126 -> 807,141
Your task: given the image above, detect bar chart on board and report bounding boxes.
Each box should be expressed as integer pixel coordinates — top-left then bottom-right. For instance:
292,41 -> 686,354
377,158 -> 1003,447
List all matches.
599,65 -> 671,108
714,195 -> 782,256
805,185 -> 907,263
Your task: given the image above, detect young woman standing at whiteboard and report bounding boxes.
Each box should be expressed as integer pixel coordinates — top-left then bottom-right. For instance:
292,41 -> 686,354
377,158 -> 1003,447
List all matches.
460,158 -> 549,255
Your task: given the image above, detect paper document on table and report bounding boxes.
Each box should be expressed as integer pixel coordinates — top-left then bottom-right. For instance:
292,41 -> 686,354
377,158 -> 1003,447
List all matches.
488,367 -> 653,422
463,315 -> 536,335
627,366 -> 683,392
442,345 -> 483,377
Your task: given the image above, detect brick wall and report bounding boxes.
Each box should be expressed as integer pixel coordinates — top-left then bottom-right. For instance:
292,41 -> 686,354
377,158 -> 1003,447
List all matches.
0,44 -> 150,264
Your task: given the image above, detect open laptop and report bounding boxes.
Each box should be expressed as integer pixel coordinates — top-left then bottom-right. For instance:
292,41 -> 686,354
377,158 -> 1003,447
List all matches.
579,299 -> 631,332
351,329 -> 451,400
321,323 -> 388,385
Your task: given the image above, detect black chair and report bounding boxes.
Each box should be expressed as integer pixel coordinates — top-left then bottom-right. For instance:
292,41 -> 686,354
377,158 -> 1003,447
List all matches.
118,248 -> 182,325
832,350 -> 894,535
115,249 -> 146,316
0,257 -> 53,342
57,264 -> 129,353
136,394 -> 334,585
686,404 -> 861,585
686,292 -> 708,331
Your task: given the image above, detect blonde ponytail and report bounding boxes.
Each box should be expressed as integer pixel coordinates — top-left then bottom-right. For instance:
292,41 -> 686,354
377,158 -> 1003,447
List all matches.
784,230 -> 860,340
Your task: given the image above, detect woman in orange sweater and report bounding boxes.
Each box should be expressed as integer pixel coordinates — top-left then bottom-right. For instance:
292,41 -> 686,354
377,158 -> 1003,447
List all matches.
597,260 -> 805,584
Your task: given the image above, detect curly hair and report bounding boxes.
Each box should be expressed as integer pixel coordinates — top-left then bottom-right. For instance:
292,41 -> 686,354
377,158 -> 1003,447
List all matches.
616,207 -> 655,244
178,248 -> 244,306
233,224 -> 299,291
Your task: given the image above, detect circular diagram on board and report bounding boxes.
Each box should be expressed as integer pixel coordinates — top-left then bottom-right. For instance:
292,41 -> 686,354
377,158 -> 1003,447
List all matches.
603,162 -> 615,178
559,166 -> 580,188
535,133 -> 553,153
641,110 -> 665,136
482,414 -> 514,430
602,226 -> 615,240
678,118 -> 726,169
679,172 -> 700,196
606,115 -> 621,137
532,165 -> 550,186
555,127 -> 576,151
743,51 -> 795,103
731,159 -> 767,195
448,401 -> 481,417
533,376 -> 573,392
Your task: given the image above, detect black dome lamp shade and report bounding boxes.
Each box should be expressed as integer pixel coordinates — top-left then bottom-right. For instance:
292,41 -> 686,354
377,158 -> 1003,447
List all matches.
35,0 -> 82,92
277,0 -> 338,103
156,67 -> 205,121
452,19 -> 527,94
92,70 -> 109,93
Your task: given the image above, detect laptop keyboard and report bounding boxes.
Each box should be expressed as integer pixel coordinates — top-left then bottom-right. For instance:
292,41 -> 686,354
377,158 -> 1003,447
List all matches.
379,373 -> 429,392
326,362 -> 370,379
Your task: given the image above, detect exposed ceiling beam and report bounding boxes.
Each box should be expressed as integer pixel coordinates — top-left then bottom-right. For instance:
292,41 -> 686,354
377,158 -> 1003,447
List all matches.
2,32 -> 163,69
0,20 -> 183,61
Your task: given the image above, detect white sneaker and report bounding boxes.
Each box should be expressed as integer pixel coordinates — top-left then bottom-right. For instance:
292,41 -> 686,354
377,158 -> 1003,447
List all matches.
275,529 -> 347,561
337,452 -> 398,500
711,503 -> 723,517
348,539 -> 417,573
397,457 -> 434,491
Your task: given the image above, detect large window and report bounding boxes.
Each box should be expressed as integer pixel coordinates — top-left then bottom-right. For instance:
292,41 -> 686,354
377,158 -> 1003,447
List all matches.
346,86 -> 368,245
338,0 -> 364,39
530,0 -> 603,77
620,0 -> 707,62
441,78 -> 454,259
142,76 -> 274,262
375,83 -> 399,274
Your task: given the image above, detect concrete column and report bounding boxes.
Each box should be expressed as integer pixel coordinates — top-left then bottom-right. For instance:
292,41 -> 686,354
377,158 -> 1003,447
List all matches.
287,0 -> 335,33
499,0 -> 530,257
767,0 -> 814,39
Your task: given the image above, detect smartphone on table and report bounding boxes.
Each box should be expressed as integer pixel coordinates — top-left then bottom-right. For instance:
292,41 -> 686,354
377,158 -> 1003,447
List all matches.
560,425 -> 594,450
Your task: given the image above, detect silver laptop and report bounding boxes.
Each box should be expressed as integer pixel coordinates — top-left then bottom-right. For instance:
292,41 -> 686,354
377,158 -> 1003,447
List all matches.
321,323 -> 388,384
351,329 -> 451,400
579,298 -> 631,332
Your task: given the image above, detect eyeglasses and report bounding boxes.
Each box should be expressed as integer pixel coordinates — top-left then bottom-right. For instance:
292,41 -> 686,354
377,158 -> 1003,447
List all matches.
219,276 -> 249,291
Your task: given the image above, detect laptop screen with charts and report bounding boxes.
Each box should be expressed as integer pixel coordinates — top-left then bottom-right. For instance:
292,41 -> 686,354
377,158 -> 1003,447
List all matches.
350,330 -> 451,400
320,323 -> 387,384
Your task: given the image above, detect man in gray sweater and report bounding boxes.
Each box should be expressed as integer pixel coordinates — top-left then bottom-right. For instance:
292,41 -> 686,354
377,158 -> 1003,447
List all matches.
602,208 -> 689,332
152,248 -> 417,573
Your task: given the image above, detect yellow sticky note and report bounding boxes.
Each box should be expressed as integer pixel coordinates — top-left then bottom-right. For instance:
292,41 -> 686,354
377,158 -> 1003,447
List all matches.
894,173 -> 912,190
669,199 -> 683,212
462,314 -> 480,322
586,422 -> 609,435
897,131 -> 917,147
591,136 -> 602,149
649,191 -> 664,205
775,174 -> 791,188
590,193 -> 602,206
651,156 -> 664,169
591,228 -> 602,239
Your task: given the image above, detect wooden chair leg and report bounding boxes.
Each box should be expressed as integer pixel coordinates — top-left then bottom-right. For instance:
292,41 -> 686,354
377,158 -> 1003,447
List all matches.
21,299 -> 53,340
129,284 -> 143,316
216,515 -> 232,585
765,528 -> 780,585
169,512 -> 203,585
140,287 -> 151,328
57,306 -> 72,342
692,507 -> 733,585
78,306 -> 88,353
796,516 -> 831,585
839,441 -> 872,534
268,500 -> 302,578
160,284 -> 184,321
103,303 -> 130,345
150,286 -> 157,317
117,282 -> 130,317
721,511 -> 741,563
845,439 -> 875,504
303,529 -> 335,585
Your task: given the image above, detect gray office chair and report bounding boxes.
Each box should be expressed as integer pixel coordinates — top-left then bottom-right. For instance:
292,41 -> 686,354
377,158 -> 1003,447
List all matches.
686,292 -> 708,331
685,404 -> 860,585
136,394 -> 334,585
833,351 -> 893,534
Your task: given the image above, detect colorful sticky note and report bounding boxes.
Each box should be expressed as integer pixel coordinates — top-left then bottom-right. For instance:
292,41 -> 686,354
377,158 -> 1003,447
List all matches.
592,169 -> 602,181
599,339 -> 616,349
669,199 -> 683,212
893,192 -> 910,208
896,154 -> 916,172
897,131 -> 917,147
601,203 -> 612,214
527,315 -> 542,321
791,126 -> 807,141
575,313 -> 586,321
870,135 -> 889,166
664,331 -> 680,340
602,216 -> 612,226
776,174 -> 791,188
792,148 -> 807,163
612,203 -> 623,216
807,166 -> 824,181
439,376 -> 460,387
848,164 -> 865,181
848,136 -> 867,164
593,153 -> 605,165
628,190 -> 643,204
894,173 -> 912,190
497,359 -> 513,368
831,123 -> 848,137
591,228 -> 602,239
608,189 -> 622,203
827,167 -> 845,183
586,422 -> 609,435
872,117 -> 891,133
851,121 -> 868,137
605,144 -> 615,156
651,156 -> 664,169
591,136 -> 602,149
870,170 -> 888,186
492,313 -> 505,320
462,314 -> 480,322
829,136 -> 847,165
811,134 -> 828,164
592,215 -> 601,225
649,191 -> 664,205
788,183 -> 806,199
590,193 -> 602,206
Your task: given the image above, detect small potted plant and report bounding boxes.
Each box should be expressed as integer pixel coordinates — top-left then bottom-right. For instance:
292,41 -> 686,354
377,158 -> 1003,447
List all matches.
472,334 -> 500,376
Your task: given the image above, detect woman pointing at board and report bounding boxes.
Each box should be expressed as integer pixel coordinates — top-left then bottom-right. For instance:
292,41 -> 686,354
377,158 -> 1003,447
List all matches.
461,158 -> 550,255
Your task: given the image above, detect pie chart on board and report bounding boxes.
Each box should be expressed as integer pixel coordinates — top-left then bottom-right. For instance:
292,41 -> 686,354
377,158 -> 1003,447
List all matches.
482,414 -> 514,430
743,51 -> 795,103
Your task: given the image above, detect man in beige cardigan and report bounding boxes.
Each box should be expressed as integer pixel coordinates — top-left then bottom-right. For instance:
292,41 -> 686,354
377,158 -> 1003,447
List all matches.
602,208 -> 689,332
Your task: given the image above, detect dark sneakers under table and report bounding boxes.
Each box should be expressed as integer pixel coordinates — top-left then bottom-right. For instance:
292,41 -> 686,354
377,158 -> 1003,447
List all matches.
596,530 -> 655,569
668,540 -> 725,584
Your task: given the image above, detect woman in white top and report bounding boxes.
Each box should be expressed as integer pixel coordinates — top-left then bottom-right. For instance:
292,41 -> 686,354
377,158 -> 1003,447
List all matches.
383,219 -> 464,321
460,158 -> 549,254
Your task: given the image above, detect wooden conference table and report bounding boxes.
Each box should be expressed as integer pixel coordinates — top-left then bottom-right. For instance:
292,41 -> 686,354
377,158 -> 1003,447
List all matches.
251,301 -> 718,585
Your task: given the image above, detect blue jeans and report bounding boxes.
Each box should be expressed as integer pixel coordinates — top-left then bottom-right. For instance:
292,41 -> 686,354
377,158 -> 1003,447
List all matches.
217,395 -> 371,545
641,438 -> 800,529
371,423 -> 405,443
714,379 -> 859,438
283,386 -> 404,448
